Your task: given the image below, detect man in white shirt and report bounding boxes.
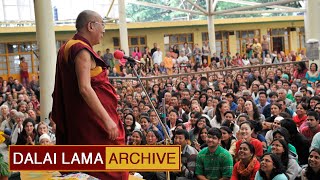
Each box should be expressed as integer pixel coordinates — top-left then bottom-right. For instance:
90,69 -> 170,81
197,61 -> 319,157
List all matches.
152,47 -> 163,65
177,51 -> 189,65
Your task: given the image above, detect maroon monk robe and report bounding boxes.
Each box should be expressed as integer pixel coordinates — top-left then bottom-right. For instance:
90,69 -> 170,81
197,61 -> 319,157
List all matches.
52,34 -> 128,180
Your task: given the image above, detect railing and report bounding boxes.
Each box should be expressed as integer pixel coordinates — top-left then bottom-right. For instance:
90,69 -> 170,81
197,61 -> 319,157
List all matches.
109,60 -> 308,80
108,60 -> 309,88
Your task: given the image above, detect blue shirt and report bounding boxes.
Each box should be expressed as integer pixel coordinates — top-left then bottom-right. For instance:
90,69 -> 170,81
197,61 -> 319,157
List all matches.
230,102 -> 238,112
255,171 -> 288,180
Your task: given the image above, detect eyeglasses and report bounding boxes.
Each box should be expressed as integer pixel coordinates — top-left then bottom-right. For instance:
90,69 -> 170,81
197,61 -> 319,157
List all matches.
91,21 -> 105,29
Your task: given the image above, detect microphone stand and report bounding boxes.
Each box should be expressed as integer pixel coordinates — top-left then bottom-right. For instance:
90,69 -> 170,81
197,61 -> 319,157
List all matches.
128,61 -> 172,180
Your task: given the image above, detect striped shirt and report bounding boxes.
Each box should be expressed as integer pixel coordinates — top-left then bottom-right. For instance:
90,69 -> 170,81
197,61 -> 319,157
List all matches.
180,145 -> 198,179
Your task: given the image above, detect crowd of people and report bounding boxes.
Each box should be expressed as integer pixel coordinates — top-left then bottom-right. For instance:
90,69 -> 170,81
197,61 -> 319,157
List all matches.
1,36 -> 320,180
101,37 -> 308,78
0,75 -> 53,147
97,38 -> 320,179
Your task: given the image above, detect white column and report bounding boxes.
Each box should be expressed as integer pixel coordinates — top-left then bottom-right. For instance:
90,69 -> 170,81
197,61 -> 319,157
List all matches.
2,0 -> 6,20
207,0 -> 216,54
305,0 -> 320,41
34,0 -> 56,121
118,0 -> 129,55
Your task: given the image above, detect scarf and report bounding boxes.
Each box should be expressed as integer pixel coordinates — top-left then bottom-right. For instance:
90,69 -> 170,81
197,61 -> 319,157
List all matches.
237,157 -> 258,177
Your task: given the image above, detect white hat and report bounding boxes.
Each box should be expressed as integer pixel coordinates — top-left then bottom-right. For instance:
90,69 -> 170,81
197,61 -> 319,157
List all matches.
274,116 -> 284,122
39,133 -> 51,142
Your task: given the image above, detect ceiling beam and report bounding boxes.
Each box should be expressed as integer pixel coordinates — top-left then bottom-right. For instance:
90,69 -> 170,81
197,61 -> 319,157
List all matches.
219,0 -> 300,10
106,0 -> 115,18
127,0 -> 206,15
212,0 -> 219,13
190,0 -> 198,11
223,9 -> 305,15
213,0 -> 301,15
185,0 -> 208,15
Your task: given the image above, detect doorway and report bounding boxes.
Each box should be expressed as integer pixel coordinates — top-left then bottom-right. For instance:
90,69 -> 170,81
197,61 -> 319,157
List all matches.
272,37 -> 284,53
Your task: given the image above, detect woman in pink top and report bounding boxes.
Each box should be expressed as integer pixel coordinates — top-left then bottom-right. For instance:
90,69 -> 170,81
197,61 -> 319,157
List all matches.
132,46 -> 142,59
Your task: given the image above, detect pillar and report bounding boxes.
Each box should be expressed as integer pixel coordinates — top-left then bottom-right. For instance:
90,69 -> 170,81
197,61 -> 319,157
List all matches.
118,0 -> 129,55
207,0 -> 216,54
305,0 -> 320,66
229,33 -> 237,55
289,30 -> 298,52
34,0 -> 57,121
305,0 -> 320,41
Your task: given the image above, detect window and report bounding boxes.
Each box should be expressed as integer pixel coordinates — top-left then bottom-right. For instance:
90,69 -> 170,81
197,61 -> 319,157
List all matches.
0,43 -> 35,76
164,33 -> 194,52
112,36 -> 147,55
202,31 -> 229,55
0,44 -> 6,54
235,30 -> 260,55
129,36 -> 147,56
268,28 -> 290,53
113,37 -> 120,52
0,40 -> 67,77
7,43 -> 19,53
0,56 -> 7,75
9,55 -> 22,74
19,43 -> 32,52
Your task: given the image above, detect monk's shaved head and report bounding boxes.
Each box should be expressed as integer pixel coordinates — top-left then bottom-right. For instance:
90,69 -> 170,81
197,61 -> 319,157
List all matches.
75,10 -> 101,32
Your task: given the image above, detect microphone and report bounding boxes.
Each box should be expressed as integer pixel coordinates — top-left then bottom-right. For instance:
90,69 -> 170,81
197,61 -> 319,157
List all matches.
114,50 -> 141,65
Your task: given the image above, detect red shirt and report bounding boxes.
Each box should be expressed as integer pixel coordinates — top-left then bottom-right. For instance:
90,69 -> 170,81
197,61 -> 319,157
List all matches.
301,125 -> 320,143
235,138 -> 263,158
231,159 -> 260,180
293,115 -> 307,128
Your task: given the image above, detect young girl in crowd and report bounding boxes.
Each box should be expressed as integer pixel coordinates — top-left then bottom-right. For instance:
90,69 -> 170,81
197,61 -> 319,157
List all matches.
235,121 -> 263,159
146,130 -> 161,145
183,111 -> 201,132
194,126 -> 209,151
16,118 -> 36,145
244,100 -> 264,121
231,142 -> 260,180
189,118 -> 207,147
129,130 -> 146,145
35,121 -> 56,145
301,148 -> 320,180
255,153 -> 288,180
236,97 -> 246,116
265,116 -> 283,146
270,139 -> 301,179
211,101 -> 230,128
223,111 -> 240,137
